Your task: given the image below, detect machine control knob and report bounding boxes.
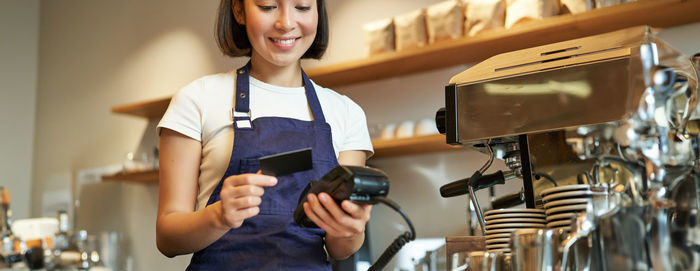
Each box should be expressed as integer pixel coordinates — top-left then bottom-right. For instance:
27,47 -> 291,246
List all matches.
435,107 -> 446,134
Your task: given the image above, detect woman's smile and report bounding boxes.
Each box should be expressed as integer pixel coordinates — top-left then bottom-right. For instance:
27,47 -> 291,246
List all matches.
269,37 -> 300,49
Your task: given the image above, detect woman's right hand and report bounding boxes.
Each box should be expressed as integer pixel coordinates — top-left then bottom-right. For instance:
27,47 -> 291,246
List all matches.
218,172 -> 277,229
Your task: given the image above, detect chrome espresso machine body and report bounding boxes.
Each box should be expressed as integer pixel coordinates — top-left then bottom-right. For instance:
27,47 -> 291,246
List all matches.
435,26 -> 700,270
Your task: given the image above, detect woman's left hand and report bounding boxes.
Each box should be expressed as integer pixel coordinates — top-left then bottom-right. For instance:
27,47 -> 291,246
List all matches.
303,192 -> 372,238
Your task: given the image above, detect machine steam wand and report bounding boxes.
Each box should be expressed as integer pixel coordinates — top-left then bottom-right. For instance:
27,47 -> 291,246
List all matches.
439,140 -> 527,234
467,139 -> 494,232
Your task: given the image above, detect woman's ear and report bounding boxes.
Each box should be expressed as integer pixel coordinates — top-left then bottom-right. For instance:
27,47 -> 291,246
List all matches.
232,0 -> 246,25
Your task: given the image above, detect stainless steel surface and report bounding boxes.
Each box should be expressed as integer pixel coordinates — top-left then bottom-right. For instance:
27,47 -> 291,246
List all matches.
456,58 -> 640,142
448,26 -> 697,146
449,28 -> 641,144
596,204 -> 649,270
560,214 -> 596,271
467,251 -> 507,271
511,229 -> 566,271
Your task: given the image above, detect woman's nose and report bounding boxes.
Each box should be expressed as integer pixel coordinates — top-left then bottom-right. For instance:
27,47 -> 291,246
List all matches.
274,8 -> 294,31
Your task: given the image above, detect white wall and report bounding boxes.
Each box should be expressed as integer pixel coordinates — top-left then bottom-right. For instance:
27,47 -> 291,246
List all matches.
0,0 -> 40,221
33,1 -> 230,270
26,0 -> 700,270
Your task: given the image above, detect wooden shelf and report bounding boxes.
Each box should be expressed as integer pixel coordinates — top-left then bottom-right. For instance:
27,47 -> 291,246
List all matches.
111,97 -> 170,119
102,169 -> 159,184
372,134 -> 464,158
305,0 -> 700,87
99,135 -> 463,183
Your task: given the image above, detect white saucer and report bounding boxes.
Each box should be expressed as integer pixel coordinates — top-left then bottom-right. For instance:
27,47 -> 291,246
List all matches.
540,185 -> 591,197
485,227 -> 542,235
485,223 -> 546,230
485,233 -> 512,240
484,208 -> 545,216
544,198 -> 590,209
542,191 -> 594,203
545,204 -> 588,215
484,212 -> 546,220
485,217 -> 546,225
485,228 -> 520,235
486,243 -> 510,249
485,238 -> 510,245
546,220 -> 571,228
547,212 -> 585,223
545,212 -> 577,222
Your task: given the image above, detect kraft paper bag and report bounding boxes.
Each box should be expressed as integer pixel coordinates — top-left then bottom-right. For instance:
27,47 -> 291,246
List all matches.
394,9 -> 428,51
465,0 -> 506,36
426,0 -> 465,43
505,0 -> 560,29
561,0 -> 593,14
363,18 -> 395,55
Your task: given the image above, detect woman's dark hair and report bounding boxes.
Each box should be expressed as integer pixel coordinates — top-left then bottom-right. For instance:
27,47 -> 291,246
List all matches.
216,0 -> 329,59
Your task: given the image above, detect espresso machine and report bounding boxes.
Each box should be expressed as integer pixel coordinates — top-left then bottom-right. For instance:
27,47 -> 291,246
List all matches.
435,26 -> 700,270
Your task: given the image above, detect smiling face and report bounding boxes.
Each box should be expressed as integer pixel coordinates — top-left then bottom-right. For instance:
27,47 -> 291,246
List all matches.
235,0 -> 318,69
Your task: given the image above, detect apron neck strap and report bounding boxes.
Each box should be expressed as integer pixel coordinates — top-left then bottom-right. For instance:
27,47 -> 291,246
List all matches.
300,67 -> 325,122
234,61 -> 326,122
234,62 -> 252,115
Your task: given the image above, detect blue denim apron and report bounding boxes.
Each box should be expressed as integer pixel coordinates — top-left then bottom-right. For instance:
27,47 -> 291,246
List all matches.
186,63 -> 337,270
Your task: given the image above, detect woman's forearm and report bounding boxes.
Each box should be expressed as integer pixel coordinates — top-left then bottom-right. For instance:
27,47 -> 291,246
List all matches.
156,201 -> 230,257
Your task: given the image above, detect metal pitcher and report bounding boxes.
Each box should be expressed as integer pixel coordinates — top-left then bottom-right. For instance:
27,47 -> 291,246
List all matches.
465,251 -> 508,271
511,229 -> 567,271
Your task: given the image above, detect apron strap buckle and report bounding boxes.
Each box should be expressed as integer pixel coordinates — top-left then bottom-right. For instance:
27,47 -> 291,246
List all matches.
231,109 -> 251,119
232,109 -> 253,129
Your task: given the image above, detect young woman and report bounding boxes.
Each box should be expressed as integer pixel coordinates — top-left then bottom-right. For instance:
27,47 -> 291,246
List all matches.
155,0 -> 374,270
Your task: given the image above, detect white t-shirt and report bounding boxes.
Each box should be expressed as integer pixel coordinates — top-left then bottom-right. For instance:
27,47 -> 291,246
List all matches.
157,71 -> 374,210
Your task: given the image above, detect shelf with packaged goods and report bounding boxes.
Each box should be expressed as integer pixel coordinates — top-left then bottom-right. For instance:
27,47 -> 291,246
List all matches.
305,0 -> 700,87
98,135 -> 463,183
111,0 -> 700,120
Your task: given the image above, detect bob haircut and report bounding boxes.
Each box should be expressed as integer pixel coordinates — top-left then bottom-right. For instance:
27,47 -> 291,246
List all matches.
216,0 -> 329,59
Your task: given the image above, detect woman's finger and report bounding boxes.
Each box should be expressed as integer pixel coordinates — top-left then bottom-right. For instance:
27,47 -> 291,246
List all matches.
340,200 -> 366,218
227,196 -> 262,210
225,173 -> 277,187
317,193 -> 347,220
223,206 -> 260,228
303,202 -> 340,236
316,193 -> 364,234
306,194 -> 346,234
341,200 -> 372,221
228,185 -> 265,198
236,206 -> 260,220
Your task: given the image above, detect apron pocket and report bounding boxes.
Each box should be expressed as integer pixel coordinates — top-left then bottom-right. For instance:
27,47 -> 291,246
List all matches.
239,158 -> 261,174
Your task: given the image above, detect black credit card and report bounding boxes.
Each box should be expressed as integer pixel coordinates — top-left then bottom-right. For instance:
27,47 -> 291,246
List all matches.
259,148 -> 313,176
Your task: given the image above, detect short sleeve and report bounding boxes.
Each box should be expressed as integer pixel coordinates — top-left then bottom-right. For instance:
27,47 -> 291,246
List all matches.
340,97 -> 374,157
157,80 -> 204,141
